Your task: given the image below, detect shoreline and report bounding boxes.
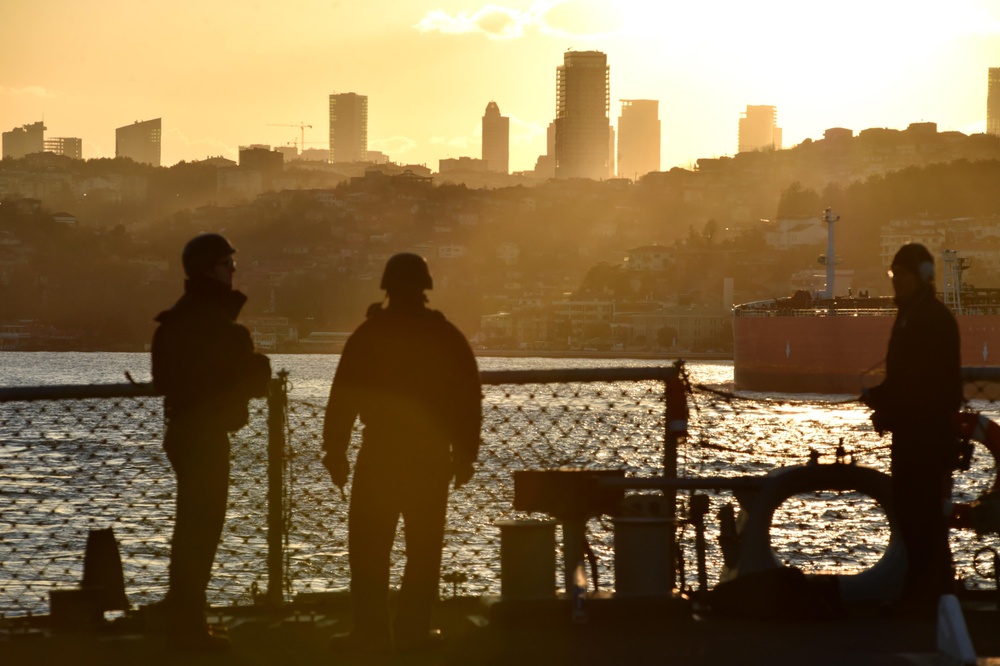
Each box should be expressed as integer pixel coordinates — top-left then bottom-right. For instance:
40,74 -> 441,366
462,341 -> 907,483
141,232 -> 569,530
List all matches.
472,349 -> 733,361
0,347 -> 734,361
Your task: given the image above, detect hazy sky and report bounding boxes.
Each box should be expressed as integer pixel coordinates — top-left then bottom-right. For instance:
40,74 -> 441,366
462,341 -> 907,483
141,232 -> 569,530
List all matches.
3,0 -> 999,172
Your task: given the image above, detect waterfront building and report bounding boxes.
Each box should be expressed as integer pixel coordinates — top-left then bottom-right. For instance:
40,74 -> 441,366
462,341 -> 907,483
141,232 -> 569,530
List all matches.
555,50 -> 611,180
738,105 -> 781,153
989,67 -> 1000,137
481,101 -> 510,174
329,93 -> 368,163
617,100 -> 660,179
2,121 -> 46,159
116,118 -> 161,167
44,137 -> 82,160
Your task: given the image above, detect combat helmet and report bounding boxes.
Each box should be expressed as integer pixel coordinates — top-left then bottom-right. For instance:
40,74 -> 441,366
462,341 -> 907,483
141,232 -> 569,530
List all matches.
182,233 -> 236,278
380,253 -> 433,292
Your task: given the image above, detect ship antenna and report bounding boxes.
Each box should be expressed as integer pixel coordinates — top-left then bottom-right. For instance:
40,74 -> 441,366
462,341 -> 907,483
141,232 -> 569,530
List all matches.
822,207 -> 840,300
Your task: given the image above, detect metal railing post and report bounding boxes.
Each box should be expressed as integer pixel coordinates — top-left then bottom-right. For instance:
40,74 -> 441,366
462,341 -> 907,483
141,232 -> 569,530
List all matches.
665,362 -> 687,589
265,371 -> 288,607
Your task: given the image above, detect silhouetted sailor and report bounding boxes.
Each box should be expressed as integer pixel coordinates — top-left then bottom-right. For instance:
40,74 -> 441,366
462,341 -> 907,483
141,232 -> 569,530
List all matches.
323,253 -> 482,653
152,233 -> 270,652
862,242 -> 962,613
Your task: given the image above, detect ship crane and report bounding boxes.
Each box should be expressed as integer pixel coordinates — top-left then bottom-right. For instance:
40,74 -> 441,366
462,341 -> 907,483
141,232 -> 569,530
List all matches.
942,249 -> 971,315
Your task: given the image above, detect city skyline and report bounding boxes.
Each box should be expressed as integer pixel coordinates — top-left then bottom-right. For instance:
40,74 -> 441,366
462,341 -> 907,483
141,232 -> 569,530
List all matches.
2,0 -> 999,172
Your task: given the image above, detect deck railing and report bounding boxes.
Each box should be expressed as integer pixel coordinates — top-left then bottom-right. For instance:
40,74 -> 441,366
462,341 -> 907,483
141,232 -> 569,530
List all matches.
0,365 -> 685,617
4,365 -> 999,618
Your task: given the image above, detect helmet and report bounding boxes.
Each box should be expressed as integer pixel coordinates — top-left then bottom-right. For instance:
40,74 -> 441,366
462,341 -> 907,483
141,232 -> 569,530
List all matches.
182,233 -> 236,278
891,243 -> 934,284
380,253 -> 433,292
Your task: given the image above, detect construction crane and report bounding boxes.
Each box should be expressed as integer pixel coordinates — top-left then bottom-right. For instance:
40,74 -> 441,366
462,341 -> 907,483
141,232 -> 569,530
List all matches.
267,122 -> 312,152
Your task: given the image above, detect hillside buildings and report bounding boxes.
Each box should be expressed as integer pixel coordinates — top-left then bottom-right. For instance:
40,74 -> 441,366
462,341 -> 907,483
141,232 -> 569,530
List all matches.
989,68 -> 1000,137
481,101 -> 510,174
738,105 -> 781,153
617,100 -> 660,179
115,119 -> 161,167
44,137 -> 83,160
3,121 -> 46,159
554,50 -> 611,180
329,93 -> 368,163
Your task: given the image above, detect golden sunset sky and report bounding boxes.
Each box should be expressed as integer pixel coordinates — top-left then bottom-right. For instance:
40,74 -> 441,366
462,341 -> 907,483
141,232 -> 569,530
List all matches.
2,0 -> 999,172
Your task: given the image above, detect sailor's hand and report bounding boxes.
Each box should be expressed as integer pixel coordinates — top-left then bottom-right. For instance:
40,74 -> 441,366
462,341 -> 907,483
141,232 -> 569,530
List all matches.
452,461 -> 474,489
870,410 -> 890,436
322,452 -> 350,489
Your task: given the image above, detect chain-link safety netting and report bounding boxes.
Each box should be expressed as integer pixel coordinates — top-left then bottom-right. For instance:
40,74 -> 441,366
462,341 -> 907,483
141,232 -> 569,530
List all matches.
675,366 -> 1000,597
4,364 -> 1000,618
282,366 -> 679,602
0,383 -> 274,618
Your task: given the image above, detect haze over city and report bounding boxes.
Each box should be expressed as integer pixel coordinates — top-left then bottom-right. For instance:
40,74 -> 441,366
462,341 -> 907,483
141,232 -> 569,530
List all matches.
3,0 -> 999,171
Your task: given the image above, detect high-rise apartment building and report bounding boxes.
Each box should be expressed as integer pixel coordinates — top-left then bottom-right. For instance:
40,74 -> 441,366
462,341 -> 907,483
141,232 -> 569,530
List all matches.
554,50 -> 611,180
617,100 -> 660,179
116,118 -> 161,166
481,101 -> 510,174
329,93 -> 368,163
45,137 -> 83,160
988,68 -> 1000,137
2,121 -> 46,159
738,105 -> 782,153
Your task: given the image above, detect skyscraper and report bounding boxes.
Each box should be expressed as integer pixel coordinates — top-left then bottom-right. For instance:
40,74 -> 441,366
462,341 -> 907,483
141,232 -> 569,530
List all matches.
617,100 -> 660,179
116,118 -> 161,166
555,50 -> 611,180
481,101 -> 510,174
988,68 -> 1000,137
2,121 -> 46,159
329,93 -> 368,163
738,105 -> 782,153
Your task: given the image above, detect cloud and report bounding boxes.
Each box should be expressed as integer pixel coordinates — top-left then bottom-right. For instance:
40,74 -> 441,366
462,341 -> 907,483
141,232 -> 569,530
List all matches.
429,135 -> 471,151
412,1 -> 620,41
414,4 -> 540,39
962,120 -> 987,135
0,85 -> 56,97
370,136 -> 419,158
163,127 -> 238,162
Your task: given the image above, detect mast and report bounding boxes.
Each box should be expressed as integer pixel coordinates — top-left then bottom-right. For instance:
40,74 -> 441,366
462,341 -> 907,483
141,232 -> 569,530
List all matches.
942,249 -> 970,315
821,207 -> 840,299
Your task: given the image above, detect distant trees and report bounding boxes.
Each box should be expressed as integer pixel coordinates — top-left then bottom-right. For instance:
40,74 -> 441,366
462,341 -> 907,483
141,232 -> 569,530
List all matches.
777,182 -> 821,217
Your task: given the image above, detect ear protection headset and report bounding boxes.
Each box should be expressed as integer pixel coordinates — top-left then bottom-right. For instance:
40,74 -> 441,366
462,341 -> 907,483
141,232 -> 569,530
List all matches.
892,243 -> 936,284
918,261 -> 934,284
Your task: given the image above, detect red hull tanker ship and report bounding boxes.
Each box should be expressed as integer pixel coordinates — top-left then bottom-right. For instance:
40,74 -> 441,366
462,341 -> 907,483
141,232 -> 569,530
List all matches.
732,294 -> 1000,394
732,210 -> 1000,394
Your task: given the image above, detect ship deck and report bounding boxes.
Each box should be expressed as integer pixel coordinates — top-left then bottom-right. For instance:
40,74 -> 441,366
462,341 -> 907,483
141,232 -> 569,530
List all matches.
5,593 -> 1000,665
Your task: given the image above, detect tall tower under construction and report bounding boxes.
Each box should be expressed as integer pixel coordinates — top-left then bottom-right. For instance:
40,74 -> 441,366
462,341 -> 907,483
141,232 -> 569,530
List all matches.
988,68 -> 1000,137
738,105 -> 782,153
554,51 -> 610,180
